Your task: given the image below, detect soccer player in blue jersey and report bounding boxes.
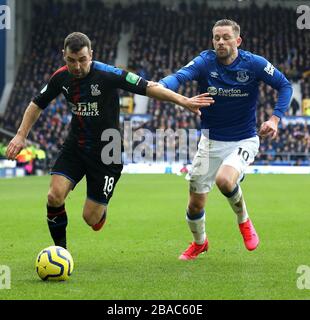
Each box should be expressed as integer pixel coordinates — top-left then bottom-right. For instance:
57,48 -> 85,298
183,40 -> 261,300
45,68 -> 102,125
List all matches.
6,32 -> 214,249
159,19 -> 293,260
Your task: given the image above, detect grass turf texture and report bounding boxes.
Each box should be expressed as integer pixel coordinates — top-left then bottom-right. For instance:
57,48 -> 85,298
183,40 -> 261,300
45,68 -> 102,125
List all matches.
0,174 -> 309,300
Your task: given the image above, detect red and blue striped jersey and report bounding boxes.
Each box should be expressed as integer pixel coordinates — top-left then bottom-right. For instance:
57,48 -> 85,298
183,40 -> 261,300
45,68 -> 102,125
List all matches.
33,61 -> 147,152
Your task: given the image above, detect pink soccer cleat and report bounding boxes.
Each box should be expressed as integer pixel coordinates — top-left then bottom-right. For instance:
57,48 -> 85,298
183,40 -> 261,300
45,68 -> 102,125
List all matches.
239,218 -> 259,251
179,239 -> 209,260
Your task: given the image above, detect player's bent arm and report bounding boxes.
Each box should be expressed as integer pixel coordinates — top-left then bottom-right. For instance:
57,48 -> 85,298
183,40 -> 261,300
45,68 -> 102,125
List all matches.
253,55 -> 293,139
253,54 -> 293,119
6,102 -> 42,160
16,102 -> 42,138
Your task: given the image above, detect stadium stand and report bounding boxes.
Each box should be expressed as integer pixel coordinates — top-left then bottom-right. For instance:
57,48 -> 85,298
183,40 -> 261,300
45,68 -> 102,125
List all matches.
0,0 -> 123,167
128,2 -> 310,165
1,1 -> 309,169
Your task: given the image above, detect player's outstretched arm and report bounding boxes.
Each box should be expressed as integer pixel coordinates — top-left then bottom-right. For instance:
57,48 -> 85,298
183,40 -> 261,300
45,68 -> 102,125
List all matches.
146,82 -> 214,116
253,54 -> 292,140
6,102 -> 42,160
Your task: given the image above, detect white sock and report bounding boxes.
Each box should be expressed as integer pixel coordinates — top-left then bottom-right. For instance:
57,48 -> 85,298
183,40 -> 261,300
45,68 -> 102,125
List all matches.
226,185 -> 249,224
186,211 -> 206,245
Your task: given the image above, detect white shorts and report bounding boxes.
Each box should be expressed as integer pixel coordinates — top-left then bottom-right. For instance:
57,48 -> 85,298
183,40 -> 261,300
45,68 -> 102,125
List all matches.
188,135 -> 259,194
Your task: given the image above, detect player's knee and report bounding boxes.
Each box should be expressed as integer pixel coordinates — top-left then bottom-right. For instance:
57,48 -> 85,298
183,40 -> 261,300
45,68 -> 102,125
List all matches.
215,175 -> 235,194
47,189 -> 65,207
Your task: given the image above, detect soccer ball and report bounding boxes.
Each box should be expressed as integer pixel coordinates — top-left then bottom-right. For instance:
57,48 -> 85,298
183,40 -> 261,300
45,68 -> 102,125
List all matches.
35,246 -> 74,281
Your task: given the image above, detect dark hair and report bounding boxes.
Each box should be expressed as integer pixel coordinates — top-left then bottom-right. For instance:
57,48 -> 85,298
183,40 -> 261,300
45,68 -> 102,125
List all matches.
64,32 -> 92,53
213,19 -> 240,36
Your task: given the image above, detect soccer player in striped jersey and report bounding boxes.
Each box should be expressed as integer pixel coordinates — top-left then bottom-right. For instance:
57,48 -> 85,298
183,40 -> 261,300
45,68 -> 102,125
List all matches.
6,32 -> 214,249
159,19 -> 293,260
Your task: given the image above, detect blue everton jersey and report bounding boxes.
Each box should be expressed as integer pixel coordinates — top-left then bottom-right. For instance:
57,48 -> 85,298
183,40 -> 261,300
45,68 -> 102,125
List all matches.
160,49 -> 293,141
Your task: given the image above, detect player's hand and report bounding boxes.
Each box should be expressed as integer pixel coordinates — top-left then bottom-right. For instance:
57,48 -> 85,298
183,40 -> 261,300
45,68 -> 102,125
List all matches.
181,93 -> 215,116
259,116 -> 280,139
6,134 -> 26,160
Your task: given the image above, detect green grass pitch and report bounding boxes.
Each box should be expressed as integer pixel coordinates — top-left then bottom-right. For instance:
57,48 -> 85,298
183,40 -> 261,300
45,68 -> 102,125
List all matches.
0,174 -> 309,300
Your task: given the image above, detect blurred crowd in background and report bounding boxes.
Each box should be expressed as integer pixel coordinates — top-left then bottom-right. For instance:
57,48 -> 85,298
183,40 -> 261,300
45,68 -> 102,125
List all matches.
0,0 -> 309,171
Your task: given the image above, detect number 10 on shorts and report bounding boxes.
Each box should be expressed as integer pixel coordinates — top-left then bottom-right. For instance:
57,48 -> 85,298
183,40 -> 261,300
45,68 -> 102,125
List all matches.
237,147 -> 250,162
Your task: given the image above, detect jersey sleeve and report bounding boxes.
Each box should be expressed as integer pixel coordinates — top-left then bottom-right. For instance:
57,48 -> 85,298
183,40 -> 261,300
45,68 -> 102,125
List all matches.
104,66 -> 148,95
32,73 -> 62,110
159,55 -> 205,92
253,54 -> 293,119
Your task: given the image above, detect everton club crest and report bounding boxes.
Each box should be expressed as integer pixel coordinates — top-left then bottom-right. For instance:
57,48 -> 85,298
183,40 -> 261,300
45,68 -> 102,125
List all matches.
236,70 -> 249,83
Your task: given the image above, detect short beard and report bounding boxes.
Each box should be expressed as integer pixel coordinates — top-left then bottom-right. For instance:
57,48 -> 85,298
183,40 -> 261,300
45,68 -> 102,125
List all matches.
216,49 -> 230,58
216,48 -> 236,64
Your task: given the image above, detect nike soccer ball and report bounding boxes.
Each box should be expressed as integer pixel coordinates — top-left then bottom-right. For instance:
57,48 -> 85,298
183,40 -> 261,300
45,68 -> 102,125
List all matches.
35,246 -> 74,281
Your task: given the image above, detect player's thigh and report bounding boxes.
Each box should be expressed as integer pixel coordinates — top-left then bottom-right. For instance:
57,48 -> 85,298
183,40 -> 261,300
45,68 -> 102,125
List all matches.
85,160 -> 123,205
221,136 -> 259,182
189,136 -> 223,194
48,174 -> 74,205
48,146 -> 85,205
50,145 -> 85,189
215,165 -> 240,192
